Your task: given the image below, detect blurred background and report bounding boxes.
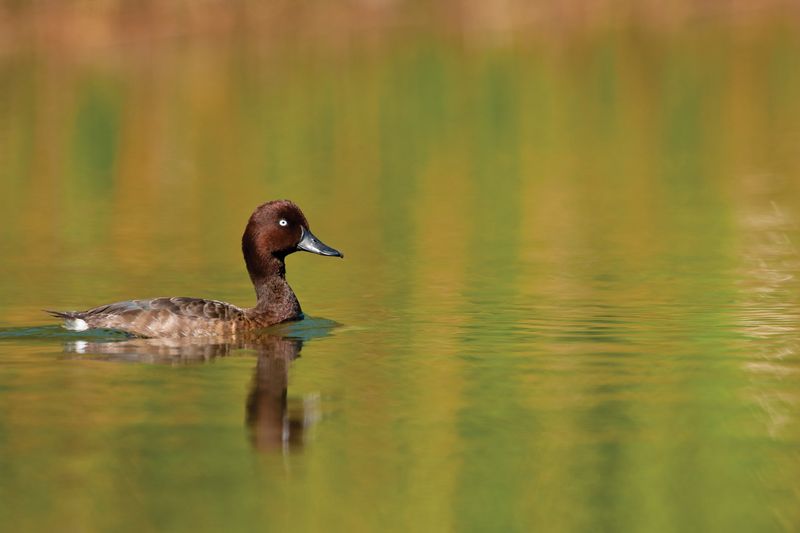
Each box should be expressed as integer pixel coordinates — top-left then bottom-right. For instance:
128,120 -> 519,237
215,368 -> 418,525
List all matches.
1,1 -> 800,532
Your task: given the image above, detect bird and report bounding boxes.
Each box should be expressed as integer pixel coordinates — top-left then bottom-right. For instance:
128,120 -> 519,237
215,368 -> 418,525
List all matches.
46,200 -> 343,338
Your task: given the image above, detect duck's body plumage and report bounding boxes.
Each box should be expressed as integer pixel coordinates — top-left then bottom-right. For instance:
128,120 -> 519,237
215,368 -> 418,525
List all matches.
49,297 -> 254,337
47,200 -> 342,338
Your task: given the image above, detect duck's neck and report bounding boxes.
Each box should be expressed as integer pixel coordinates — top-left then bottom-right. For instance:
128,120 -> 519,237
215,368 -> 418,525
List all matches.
248,256 -> 302,322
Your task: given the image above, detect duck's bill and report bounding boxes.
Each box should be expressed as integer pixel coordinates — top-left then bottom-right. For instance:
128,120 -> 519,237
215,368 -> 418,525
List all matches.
297,227 -> 344,258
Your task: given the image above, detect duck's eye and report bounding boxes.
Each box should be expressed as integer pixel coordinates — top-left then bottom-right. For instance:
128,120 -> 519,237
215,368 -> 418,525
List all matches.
278,219 -> 289,227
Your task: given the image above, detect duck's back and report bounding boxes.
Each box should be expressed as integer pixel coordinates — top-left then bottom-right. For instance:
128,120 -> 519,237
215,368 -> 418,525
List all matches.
49,297 -> 249,338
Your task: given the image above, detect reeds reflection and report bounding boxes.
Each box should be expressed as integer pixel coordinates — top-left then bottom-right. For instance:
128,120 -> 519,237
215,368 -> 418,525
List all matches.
62,324 -> 335,453
1,9 -> 800,531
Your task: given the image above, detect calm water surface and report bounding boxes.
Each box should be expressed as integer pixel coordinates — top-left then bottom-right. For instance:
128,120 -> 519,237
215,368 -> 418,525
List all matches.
1,25 -> 800,532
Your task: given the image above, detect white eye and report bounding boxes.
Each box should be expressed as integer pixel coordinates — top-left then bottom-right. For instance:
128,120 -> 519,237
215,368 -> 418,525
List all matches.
278,219 -> 288,227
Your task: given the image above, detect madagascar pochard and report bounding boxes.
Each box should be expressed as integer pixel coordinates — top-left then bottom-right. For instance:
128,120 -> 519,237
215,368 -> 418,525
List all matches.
47,200 -> 343,338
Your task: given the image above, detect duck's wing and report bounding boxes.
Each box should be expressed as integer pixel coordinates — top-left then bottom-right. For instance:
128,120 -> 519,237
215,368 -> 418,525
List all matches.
47,297 -> 247,337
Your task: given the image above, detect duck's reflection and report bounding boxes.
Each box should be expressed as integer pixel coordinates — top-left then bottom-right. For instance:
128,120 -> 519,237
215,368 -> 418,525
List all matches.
245,338 -> 314,451
62,324 -> 334,453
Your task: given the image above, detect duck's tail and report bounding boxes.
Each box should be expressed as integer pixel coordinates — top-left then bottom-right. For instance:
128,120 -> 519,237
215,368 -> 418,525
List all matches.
43,310 -> 90,331
44,309 -> 74,319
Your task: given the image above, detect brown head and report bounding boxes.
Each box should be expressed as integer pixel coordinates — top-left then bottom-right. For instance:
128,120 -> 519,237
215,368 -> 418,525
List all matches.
242,200 -> 343,283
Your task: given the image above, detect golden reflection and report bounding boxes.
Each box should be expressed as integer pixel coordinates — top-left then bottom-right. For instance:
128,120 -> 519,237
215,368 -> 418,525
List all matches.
1,11 -> 800,531
734,176 -> 800,441
1,1 -> 797,55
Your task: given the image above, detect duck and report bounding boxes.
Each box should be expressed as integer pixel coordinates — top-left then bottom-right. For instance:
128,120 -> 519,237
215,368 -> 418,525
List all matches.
47,200 -> 343,338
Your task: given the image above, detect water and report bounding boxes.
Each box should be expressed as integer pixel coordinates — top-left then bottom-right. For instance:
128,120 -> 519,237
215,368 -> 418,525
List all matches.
2,21 -> 800,532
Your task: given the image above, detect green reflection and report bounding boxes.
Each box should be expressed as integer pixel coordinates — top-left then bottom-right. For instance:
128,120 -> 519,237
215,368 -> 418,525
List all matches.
1,21 -> 800,533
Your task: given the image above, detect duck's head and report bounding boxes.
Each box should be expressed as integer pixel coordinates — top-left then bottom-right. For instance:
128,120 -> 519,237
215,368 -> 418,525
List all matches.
242,200 -> 343,276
